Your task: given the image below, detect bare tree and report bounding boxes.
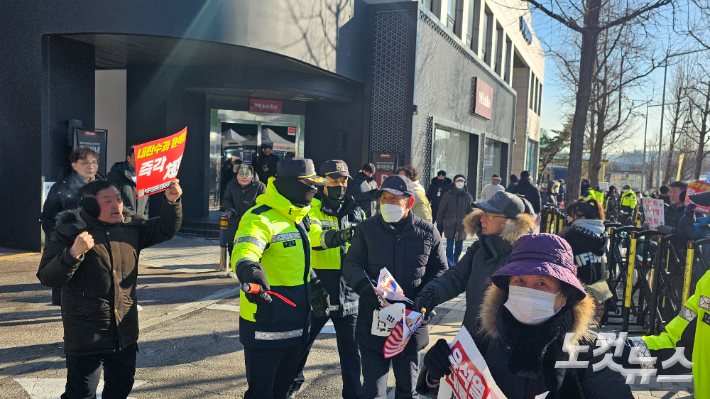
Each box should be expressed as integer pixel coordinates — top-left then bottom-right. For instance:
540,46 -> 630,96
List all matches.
661,62 -> 691,184
525,0 -> 673,203
686,55 -> 710,179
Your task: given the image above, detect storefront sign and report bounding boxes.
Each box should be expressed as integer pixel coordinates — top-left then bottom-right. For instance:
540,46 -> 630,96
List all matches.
249,98 -> 282,114
288,127 -> 296,135
687,180 -> 710,212
374,153 -> 397,187
135,127 -> 187,198
73,128 -> 108,176
520,16 -> 533,44
473,78 -> 493,120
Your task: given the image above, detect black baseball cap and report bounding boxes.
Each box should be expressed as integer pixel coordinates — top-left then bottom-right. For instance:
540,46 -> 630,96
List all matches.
377,175 -> 414,197
320,160 -> 350,180
277,158 -> 327,186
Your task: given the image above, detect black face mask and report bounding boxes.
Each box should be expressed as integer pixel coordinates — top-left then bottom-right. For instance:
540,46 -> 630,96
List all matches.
274,177 -> 317,207
326,185 -> 345,202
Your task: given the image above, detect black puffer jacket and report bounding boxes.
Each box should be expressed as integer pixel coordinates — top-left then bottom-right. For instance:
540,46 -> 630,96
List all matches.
40,171 -> 105,236
436,185 -> 474,241
106,161 -> 149,218
343,212 -> 448,353
511,178 -> 541,214
37,196 -> 182,355
426,177 -> 453,223
223,166 -> 266,252
346,171 -> 378,218
418,285 -> 633,399
418,209 -> 535,337
541,180 -> 558,207
560,219 -> 607,285
664,203 -> 686,230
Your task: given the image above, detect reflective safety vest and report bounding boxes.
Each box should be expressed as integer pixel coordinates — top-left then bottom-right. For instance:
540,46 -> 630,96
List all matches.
585,190 -> 605,204
231,178 -> 326,348
620,190 -> 637,208
641,270 -> 710,399
308,196 -> 365,318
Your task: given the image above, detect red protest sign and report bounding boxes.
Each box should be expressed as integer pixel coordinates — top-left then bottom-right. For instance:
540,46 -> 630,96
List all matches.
687,180 -> 710,212
135,127 -> 187,198
445,340 -> 492,399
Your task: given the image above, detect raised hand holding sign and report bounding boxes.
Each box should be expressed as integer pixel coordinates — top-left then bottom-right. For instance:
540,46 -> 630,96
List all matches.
135,128 -> 187,198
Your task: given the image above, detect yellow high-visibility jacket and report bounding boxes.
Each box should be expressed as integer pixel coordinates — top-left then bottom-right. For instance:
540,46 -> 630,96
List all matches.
621,190 -> 637,209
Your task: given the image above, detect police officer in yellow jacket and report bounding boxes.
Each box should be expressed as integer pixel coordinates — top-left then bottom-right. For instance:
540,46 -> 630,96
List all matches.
620,184 -> 637,223
289,160 -> 365,399
231,158 -> 354,399
629,268 -> 710,399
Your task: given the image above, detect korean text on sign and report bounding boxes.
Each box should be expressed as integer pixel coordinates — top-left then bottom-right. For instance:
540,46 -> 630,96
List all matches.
641,198 -> 665,231
135,127 -> 187,198
687,180 -> 710,212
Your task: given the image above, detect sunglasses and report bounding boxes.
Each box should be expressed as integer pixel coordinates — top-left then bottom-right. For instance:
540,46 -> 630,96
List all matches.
483,212 -> 510,221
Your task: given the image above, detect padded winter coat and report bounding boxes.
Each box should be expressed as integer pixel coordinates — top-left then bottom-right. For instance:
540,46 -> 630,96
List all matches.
426,177 -> 453,223
37,196 -> 182,355
40,171 -> 105,237
222,166 -> 266,253
343,212 -> 448,353
511,178 -> 542,214
435,185 -> 474,241
347,171 -> 378,218
418,209 -> 535,337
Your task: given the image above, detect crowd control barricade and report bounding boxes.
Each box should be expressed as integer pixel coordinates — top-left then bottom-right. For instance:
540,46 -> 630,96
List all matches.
683,238 -> 710,304
219,215 -> 229,272
540,205 -> 551,234
620,230 -> 660,332
604,226 -> 639,327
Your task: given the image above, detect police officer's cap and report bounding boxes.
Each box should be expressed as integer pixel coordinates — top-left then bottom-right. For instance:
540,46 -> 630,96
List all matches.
320,160 -> 350,180
277,158 -> 327,186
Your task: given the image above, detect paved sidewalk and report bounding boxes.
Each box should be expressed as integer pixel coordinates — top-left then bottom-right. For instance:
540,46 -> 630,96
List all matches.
139,236 -> 221,273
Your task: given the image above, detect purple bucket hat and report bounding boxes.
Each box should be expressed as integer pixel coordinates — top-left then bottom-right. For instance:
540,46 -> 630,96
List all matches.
491,234 -> 586,297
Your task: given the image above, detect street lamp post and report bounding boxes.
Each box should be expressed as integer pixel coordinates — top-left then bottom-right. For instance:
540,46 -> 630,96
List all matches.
656,63 -> 668,190
643,102 -> 663,192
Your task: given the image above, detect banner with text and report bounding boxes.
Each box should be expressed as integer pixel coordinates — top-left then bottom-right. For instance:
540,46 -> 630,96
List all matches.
686,180 -> 710,212
135,128 -> 187,198
438,327 -> 507,399
641,198 -> 665,230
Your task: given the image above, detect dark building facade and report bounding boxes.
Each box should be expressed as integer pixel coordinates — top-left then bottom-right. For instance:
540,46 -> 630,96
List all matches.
0,0 -> 539,251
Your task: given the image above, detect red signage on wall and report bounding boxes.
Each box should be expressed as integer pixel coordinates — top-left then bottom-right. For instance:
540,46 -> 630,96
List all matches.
135,127 -> 187,198
288,127 -> 296,135
250,98 -> 282,114
374,153 -> 397,187
473,77 -> 493,119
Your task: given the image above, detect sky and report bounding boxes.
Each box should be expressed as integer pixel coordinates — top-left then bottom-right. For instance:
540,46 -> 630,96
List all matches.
529,4 -> 681,155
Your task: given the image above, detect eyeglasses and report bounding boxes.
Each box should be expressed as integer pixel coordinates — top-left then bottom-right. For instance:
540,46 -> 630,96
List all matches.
78,161 -> 98,167
483,212 -> 509,221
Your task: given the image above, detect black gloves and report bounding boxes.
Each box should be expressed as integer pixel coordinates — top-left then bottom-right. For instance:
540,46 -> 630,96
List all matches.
356,279 -> 381,310
414,289 -> 437,321
424,339 -> 452,380
322,226 -> 355,248
237,262 -> 272,305
656,225 -> 675,235
311,279 -> 331,318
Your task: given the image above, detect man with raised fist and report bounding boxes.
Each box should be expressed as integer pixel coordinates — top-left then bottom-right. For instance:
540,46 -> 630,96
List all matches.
37,179 -> 183,399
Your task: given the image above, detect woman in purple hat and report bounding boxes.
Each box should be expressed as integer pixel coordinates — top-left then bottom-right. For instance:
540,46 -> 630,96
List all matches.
417,234 -> 633,399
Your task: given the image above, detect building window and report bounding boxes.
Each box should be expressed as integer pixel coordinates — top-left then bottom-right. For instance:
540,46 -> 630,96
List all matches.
423,0 -> 441,19
526,139 -> 539,182
483,138 -> 503,183
529,72 -> 535,110
468,0 -> 481,53
482,8 -> 493,66
505,37 -> 512,84
431,127 -> 470,182
495,24 -> 504,76
538,84 -> 543,115
533,78 -> 539,114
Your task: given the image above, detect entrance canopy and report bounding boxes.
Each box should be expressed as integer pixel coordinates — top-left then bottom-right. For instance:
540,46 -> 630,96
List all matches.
222,127 -> 295,152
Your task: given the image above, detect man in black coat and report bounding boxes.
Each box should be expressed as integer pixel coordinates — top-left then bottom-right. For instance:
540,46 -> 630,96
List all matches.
255,145 -> 279,183
505,174 -> 519,193
425,170 -> 452,226
222,164 -> 266,257
106,146 -> 149,218
37,179 -> 183,399
346,162 -> 379,218
511,170 -> 541,214
343,175 -> 448,399
657,181 -> 688,235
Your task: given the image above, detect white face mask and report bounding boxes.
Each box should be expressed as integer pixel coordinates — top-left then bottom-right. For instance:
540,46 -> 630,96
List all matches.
504,285 -> 561,325
455,182 -> 465,189
381,203 -> 406,223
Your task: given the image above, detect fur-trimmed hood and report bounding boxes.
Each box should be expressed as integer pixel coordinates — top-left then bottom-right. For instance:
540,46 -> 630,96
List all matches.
478,284 -> 596,347
463,209 -> 536,244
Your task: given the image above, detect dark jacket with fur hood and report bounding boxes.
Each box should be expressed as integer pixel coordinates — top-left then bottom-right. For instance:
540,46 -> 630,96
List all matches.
37,196 -> 182,355
418,209 -> 535,336
418,285 -> 633,399
559,219 -> 608,285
